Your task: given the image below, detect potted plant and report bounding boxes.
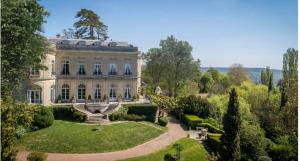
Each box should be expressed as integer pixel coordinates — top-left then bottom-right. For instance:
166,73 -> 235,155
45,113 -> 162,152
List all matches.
70,96 -> 75,103
117,94 -> 123,102
56,95 -> 61,103
103,94 -> 107,103
88,94 -> 92,103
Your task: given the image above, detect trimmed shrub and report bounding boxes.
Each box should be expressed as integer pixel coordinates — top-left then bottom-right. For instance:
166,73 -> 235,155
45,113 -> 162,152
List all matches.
27,152 -> 48,161
197,123 -> 224,134
73,111 -> 87,122
124,114 -> 146,121
182,114 -> 203,128
126,104 -> 158,122
50,105 -> 74,120
32,105 -> 54,130
158,117 -> 168,126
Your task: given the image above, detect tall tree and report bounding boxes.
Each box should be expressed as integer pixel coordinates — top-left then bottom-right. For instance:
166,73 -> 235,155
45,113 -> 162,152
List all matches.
1,0 -> 49,100
74,8 -> 108,40
223,88 -> 242,161
268,73 -> 274,93
160,35 -> 200,97
228,64 -> 249,85
280,48 -> 298,133
261,66 -> 273,86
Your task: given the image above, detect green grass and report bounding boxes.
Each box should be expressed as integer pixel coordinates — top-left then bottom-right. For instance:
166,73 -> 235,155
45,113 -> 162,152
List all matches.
120,138 -> 209,161
18,120 -> 165,153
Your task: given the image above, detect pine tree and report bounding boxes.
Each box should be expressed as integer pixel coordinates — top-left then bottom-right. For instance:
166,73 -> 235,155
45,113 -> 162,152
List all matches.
223,88 -> 241,161
268,73 -> 274,93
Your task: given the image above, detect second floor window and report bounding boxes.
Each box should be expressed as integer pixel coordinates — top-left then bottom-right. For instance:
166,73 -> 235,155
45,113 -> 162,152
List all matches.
124,64 -> 132,75
109,64 -> 117,75
93,64 -> 102,75
62,61 -> 70,75
78,63 -> 86,75
51,60 -> 55,75
30,66 -> 39,76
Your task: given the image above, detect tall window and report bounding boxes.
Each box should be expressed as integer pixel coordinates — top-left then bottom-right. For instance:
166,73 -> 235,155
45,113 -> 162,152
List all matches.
94,84 -> 101,99
78,63 -> 86,75
51,60 -> 55,75
109,87 -> 116,100
109,64 -> 117,75
124,64 -> 132,75
78,84 -> 86,99
61,84 -> 69,100
93,63 -> 102,75
50,85 -> 55,103
62,61 -> 70,75
124,87 -> 131,100
30,66 -> 39,76
27,88 -> 41,103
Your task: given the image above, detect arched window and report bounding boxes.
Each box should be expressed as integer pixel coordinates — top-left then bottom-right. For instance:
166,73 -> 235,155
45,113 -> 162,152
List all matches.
61,84 -> 69,100
78,84 -> 86,99
124,87 -> 131,100
124,64 -> 132,75
94,84 -> 101,99
62,61 -> 70,75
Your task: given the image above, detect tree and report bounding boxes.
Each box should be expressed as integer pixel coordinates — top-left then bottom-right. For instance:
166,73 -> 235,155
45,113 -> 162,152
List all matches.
1,0 -> 49,100
160,35 -> 200,97
261,66 -> 273,86
228,64 -> 249,85
62,28 -> 76,39
280,48 -> 298,133
268,73 -> 274,93
200,72 -> 214,93
222,88 -> 241,161
74,8 -> 108,40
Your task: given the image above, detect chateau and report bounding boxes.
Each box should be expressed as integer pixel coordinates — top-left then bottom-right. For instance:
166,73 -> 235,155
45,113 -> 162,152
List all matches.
27,39 -> 142,105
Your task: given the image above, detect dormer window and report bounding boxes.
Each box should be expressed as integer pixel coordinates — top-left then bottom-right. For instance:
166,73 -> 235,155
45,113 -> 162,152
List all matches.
109,64 -> 117,75
78,63 -> 86,75
124,63 -> 132,75
61,61 -> 70,75
93,63 -> 102,75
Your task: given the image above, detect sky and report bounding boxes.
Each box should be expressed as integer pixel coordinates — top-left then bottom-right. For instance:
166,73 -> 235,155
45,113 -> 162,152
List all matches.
39,0 -> 297,69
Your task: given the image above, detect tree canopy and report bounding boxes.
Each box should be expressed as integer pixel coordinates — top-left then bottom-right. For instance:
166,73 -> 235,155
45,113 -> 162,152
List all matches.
74,8 -> 108,40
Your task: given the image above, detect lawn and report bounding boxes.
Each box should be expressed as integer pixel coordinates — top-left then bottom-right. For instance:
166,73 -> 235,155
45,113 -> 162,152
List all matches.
120,138 -> 209,161
18,120 -> 166,153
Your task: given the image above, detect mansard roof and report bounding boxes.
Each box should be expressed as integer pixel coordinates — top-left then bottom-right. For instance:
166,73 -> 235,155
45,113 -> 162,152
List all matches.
48,38 -> 138,52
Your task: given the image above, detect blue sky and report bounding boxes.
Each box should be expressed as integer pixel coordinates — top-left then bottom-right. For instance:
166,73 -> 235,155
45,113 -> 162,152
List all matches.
39,0 -> 297,69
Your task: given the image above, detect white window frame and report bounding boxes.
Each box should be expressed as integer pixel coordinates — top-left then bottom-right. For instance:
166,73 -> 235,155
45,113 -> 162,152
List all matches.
124,63 -> 132,75
94,63 -> 102,75
109,87 -> 117,101
78,84 -> 86,100
61,84 -> 69,100
109,63 -> 117,75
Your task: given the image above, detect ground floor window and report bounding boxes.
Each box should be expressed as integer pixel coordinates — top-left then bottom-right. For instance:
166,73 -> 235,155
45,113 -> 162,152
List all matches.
94,85 -> 101,99
27,90 -> 41,103
62,84 -> 70,100
124,88 -> 131,100
78,84 -> 86,100
109,88 -> 116,100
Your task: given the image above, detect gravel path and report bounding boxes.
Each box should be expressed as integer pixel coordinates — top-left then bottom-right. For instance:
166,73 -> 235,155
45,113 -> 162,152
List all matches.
17,118 -> 187,161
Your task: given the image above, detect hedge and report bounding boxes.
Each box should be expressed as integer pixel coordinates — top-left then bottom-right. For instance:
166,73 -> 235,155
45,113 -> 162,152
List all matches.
182,114 -> 203,128
50,105 -> 87,122
205,133 -> 225,157
197,123 -> 224,134
126,104 -> 158,122
124,114 -> 146,121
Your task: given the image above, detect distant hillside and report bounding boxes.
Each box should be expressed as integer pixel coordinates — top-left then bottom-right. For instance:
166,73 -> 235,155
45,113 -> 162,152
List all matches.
202,67 -> 282,84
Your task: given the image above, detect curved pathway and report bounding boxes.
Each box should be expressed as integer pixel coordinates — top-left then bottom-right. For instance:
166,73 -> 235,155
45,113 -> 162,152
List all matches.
17,118 -> 187,161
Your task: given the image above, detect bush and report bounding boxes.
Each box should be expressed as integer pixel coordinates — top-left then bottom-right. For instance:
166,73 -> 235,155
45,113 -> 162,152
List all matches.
124,114 -> 146,121
178,95 -> 215,118
126,104 -> 158,122
158,117 -> 168,126
27,152 -> 48,161
73,111 -> 87,122
182,114 -> 203,128
109,107 -> 128,121
32,105 -> 54,130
